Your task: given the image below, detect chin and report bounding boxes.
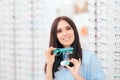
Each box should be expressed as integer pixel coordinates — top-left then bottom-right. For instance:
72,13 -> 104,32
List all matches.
63,44 -> 72,47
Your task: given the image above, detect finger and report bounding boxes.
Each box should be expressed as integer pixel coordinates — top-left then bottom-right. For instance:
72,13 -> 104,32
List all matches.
52,52 -> 56,57
49,47 -> 56,52
45,47 -> 56,58
50,47 -> 56,50
44,47 -> 53,56
65,65 -> 72,70
69,58 -> 79,64
78,58 -> 81,65
48,47 -> 53,53
78,58 -> 81,63
71,58 -> 78,62
46,47 -> 53,54
50,47 -> 56,55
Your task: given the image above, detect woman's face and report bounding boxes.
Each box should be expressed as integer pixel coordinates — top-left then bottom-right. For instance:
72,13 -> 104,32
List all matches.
57,20 -> 75,48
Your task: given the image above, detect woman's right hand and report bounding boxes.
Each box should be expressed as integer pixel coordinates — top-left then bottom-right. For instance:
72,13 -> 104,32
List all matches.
44,47 -> 56,66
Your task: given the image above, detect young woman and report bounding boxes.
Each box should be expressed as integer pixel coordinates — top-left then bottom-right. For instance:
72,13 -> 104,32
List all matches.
44,16 -> 106,80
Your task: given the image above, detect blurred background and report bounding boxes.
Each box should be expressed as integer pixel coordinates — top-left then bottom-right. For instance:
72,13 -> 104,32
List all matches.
0,0 -> 120,80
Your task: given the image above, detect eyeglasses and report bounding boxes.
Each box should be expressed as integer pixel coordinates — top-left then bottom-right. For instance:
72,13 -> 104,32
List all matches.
97,42 -> 108,48
115,42 -> 120,48
114,51 -> 120,57
97,34 -> 108,42
100,67 -> 110,80
114,17 -> 120,24
114,76 -> 120,80
101,66 -> 109,74
97,51 -> 109,57
53,47 -> 73,56
114,10 -> 120,16
96,2 -> 109,14
97,18 -> 108,26
115,34 -> 120,39
114,26 -> 120,32
114,0 -> 120,7
114,67 -> 120,74
97,1 -> 109,8
99,58 -> 108,66
114,59 -> 120,65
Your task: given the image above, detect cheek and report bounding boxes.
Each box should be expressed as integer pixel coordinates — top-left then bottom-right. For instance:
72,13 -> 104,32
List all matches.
71,31 -> 74,36
71,32 -> 75,40
57,34 -> 62,41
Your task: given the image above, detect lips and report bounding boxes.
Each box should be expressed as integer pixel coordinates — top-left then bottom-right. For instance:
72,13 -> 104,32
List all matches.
62,36 -> 70,42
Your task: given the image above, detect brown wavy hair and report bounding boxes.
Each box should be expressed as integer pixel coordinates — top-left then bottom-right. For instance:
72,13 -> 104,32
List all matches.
44,16 -> 82,78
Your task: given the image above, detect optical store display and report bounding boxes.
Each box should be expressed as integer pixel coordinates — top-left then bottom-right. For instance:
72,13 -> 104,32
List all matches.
0,0 -> 55,80
88,0 -> 120,80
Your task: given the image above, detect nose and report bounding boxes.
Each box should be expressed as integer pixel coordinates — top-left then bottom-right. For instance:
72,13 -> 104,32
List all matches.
62,30 -> 67,36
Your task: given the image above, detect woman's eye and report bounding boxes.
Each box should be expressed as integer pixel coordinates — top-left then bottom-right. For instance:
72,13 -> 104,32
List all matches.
57,29 -> 62,33
66,27 -> 71,30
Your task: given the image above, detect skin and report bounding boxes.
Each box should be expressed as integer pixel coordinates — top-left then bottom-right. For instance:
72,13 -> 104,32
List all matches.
45,20 -> 84,80
56,20 -> 75,48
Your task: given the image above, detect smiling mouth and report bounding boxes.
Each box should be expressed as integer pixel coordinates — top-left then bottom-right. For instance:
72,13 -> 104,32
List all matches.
63,37 -> 70,41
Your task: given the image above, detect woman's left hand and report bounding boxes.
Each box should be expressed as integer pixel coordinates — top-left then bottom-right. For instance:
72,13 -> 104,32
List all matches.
65,58 -> 81,78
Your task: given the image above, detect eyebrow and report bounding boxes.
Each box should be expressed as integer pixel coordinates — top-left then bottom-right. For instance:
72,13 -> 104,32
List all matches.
57,25 -> 70,30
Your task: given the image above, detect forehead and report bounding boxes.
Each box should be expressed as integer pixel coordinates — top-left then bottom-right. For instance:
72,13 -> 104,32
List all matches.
57,20 -> 70,29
